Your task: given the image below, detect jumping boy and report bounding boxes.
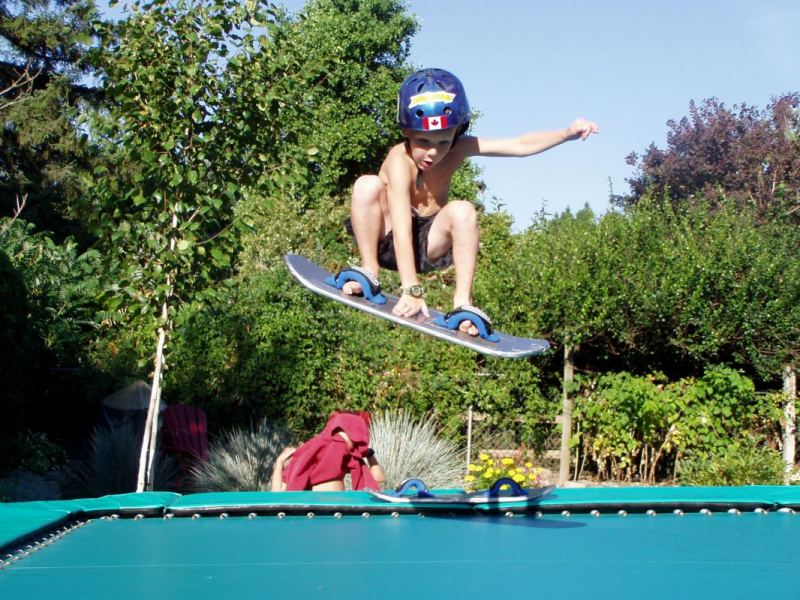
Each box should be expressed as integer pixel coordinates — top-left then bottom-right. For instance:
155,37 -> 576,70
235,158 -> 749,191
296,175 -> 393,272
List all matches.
339,68 -> 598,337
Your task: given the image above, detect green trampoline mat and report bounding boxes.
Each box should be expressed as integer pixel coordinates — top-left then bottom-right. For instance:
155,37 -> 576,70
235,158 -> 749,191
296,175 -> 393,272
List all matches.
2,486 -> 799,599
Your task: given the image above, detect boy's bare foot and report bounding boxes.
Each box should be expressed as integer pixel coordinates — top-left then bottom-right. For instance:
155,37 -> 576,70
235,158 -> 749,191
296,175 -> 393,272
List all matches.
458,320 -> 479,337
451,302 -> 484,337
342,280 -> 363,295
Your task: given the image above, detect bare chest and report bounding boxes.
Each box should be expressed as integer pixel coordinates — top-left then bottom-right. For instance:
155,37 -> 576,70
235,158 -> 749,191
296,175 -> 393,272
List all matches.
410,171 -> 451,216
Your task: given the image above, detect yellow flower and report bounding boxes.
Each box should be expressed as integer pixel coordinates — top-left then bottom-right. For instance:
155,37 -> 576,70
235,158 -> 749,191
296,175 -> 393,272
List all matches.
513,474 -> 526,483
464,474 -> 476,482
501,457 -> 514,466
468,463 -> 480,472
479,453 -> 489,461
507,468 -> 517,476
525,462 -> 533,468
487,459 -> 495,467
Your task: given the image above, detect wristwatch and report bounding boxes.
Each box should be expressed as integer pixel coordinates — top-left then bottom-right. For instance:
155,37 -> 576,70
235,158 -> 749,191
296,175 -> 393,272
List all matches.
401,284 -> 425,298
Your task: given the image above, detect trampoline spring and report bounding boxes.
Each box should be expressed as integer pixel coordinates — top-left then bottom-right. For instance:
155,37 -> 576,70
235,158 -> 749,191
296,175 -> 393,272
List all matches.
276,512 -> 286,519
306,512 -> 315,519
334,512 -> 343,519
391,512 -> 400,518
561,510 -> 571,517
191,513 -> 201,520
700,508 -> 712,515
163,514 -> 174,520
754,508 -> 768,515
219,513 -> 229,520
617,510 -> 628,517
248,513 -> 257,520
673,509 -> 685,516
111,514 -> 120,520
590,510 -> 600,517
727,509 -> 741,516
535,511 -> 543,518
134,514 -> 145,520
504,511 -> 514,518
646,510 -> 657,517
361,512 -> 371,519
777,508 -> 795,514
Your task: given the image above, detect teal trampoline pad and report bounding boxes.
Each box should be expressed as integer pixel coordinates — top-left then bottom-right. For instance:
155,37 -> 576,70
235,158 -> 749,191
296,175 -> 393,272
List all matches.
2,486 -> 799,599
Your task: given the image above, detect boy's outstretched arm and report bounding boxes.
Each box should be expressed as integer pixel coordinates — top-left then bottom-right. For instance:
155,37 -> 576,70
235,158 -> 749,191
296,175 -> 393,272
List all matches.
458,118 -> 599,158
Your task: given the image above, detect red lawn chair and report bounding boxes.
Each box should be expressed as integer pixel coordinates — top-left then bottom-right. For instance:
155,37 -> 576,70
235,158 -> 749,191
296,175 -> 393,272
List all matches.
163,405 -> 209,472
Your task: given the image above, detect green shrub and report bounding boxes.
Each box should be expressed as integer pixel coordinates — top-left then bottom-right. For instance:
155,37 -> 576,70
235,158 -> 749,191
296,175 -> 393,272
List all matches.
369,411 -> 464,489
190,419 -> 295,492
17,431 -> 70,475
677,437 -> 785,486
575,366 -> 781,482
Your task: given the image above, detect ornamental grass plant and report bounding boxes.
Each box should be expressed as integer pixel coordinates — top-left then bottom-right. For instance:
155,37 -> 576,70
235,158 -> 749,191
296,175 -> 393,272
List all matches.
76,423 -> 179,496
369,410 -> 464,490
190,419 -> 295,492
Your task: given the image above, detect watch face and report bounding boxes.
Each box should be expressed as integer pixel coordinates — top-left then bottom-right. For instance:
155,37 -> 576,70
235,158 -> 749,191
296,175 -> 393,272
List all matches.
405,285 -> 424,298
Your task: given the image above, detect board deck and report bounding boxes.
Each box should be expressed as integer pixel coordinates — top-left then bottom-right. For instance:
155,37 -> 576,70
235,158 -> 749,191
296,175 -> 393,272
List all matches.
284,254 -> 550,358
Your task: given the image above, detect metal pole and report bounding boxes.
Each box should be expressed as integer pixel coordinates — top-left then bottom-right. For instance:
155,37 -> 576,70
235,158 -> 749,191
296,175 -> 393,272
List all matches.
466,405 -> 473,473
783,365 -> 797,482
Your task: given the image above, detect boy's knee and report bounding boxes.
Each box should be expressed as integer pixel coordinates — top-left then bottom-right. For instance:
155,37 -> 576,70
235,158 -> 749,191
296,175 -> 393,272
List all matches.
449,200 -> 478,228
352,175 -> 384,203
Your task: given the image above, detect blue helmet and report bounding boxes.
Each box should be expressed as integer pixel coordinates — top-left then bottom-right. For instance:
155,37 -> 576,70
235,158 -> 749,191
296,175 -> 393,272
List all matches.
397,68 -> 470,133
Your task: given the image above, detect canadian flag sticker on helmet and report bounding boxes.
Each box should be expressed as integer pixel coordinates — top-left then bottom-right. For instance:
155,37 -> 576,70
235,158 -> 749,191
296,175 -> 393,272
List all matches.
422,116 -> 448,131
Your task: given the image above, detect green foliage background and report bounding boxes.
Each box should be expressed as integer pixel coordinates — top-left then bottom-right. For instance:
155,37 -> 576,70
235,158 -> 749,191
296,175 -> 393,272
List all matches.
1,0 -> 798,483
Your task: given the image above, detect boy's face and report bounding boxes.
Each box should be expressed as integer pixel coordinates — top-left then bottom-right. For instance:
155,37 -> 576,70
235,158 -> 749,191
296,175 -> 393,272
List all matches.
404,128 -> 457,171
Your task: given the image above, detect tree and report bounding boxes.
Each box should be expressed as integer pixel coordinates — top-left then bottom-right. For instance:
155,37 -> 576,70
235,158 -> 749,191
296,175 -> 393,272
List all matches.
621,93 -> 800,219
86,0 -> 311,489
1,0 -> 100,240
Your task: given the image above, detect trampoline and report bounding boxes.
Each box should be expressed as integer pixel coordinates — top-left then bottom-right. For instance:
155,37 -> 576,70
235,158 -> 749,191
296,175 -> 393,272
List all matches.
2,486 -> 799,599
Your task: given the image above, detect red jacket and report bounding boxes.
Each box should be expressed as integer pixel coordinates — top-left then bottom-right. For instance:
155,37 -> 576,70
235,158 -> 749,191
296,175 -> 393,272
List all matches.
283,413 -> 378,491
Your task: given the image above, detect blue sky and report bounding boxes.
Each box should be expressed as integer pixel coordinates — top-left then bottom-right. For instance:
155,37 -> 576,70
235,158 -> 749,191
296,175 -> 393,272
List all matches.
281,0 -> 799,228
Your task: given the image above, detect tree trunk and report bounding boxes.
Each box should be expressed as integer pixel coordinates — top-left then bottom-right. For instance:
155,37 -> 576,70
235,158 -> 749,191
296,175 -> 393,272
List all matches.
558,343 -> 576,484
136,323 -> 167,492
136,207 -> 177,493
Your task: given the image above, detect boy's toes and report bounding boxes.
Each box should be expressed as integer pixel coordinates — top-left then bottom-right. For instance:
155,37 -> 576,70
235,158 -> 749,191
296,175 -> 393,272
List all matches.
458,320 -> 479,337
342,280 -> 363,296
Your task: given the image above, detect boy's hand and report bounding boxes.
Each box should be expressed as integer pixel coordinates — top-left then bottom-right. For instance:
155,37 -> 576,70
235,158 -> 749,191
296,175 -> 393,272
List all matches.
393,294 -> 430,320
277,447 -> 296,464
567,118 -> 599,141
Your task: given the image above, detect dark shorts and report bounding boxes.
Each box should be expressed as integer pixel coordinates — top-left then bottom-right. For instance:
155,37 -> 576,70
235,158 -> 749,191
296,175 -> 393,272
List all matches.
344,214 -> 454,273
